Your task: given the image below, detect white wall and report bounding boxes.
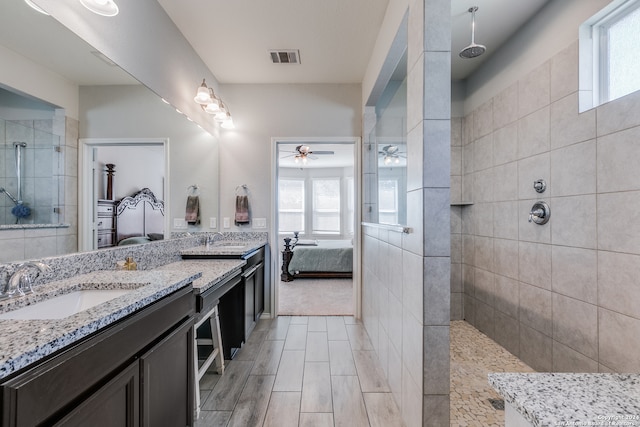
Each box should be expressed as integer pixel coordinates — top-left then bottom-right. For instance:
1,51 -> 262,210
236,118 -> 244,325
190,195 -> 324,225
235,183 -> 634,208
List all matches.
95,145 -> 164,201
0,44 -> 78,118
217,84 -> 362,233
79,85 -> 219,232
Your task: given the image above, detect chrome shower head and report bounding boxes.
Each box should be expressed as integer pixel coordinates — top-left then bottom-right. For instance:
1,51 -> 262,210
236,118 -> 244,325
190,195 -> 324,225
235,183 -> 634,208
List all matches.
459,6 -> 486,59
13,142 -> 27,148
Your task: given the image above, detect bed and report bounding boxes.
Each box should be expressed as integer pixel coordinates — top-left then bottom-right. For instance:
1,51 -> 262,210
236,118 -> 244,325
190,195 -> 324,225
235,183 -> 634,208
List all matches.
115,188 -> 165,245
282,239 -> 353,281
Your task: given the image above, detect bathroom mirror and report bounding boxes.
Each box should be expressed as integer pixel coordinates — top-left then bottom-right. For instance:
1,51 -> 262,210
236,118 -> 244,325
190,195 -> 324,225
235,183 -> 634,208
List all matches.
0,0 -> 219,262
372,50 -> 408,226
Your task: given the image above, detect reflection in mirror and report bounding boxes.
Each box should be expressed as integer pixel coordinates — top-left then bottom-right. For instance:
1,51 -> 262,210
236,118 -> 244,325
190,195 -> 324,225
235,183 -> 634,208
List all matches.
373,51 -> 407,226
0,88 -> 61,225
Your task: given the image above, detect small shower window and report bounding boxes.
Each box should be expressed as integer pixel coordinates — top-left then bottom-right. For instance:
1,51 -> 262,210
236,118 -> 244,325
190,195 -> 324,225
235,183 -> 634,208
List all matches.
579,0 -> 640,111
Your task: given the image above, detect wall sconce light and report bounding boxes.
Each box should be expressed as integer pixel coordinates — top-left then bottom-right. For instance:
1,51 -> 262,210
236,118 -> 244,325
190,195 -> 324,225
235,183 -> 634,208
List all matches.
24,0 -> 49,15
79,0 -> 119,17
195,79 -> 234,129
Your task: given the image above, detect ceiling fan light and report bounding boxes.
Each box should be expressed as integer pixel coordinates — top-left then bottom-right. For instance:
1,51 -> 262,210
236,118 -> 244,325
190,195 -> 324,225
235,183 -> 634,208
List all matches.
24,0 -> 49,15
79,0 -> 119,17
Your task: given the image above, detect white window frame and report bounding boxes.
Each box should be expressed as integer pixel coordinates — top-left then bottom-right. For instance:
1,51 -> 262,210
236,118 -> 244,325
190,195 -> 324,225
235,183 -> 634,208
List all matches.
311,177 -> 341,235
580,0 -> 640,111
278,178 -> 305,234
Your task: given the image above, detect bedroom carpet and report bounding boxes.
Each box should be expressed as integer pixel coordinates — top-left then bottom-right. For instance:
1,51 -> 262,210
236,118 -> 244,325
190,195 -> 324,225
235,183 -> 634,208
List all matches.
278,278 -> 353,316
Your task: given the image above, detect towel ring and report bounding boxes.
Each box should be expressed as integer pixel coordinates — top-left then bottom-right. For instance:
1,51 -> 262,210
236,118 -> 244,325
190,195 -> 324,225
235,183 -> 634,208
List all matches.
235,184 -> 249,196
188,184 -> 200,196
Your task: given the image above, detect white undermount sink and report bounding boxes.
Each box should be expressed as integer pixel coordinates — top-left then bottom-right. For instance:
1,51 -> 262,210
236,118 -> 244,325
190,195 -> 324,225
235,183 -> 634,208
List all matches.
0,289 -> 133,320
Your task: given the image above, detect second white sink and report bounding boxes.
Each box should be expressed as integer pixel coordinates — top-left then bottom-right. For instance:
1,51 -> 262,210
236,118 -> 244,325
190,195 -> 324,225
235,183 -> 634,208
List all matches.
0,289 -> 133,320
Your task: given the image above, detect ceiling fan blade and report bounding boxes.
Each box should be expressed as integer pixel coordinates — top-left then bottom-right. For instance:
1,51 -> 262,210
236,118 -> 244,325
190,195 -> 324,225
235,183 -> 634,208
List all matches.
309,150 -> 334,155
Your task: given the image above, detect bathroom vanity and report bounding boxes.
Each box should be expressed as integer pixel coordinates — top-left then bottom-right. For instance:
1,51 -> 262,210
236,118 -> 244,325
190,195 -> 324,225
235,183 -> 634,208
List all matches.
0,270 -> 199,427
181,240 -> 266,358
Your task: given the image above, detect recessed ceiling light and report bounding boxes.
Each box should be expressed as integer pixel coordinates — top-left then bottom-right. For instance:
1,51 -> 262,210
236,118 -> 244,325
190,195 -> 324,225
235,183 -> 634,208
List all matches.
79,0 -> 119,17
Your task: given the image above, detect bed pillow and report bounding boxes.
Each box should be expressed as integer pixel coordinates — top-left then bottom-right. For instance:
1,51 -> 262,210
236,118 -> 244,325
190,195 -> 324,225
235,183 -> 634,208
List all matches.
147,233 -> 164,241
118,236 -> 152,246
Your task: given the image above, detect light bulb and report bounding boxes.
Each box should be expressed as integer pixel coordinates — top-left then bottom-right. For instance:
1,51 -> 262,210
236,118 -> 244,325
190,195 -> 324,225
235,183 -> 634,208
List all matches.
194,80 -> 211,105
384,156 -> 391,165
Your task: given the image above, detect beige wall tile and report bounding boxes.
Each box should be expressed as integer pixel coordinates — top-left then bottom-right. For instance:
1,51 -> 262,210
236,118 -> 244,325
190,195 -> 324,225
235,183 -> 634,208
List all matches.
423,257 -> 450,325
451,117 -> 463,147
473,299 -> 495,338
550,195 -> 597,249
474,268 -> 495,306
598,308 -> 640,372
494,275 -> 519,319
519,323 -> 552,371
474,133 -> 493,172
494,82 -> 519,129
475,236 -> 494,271
518,61 -> 550,119
494,162 -> 518,202
494,238 -> 519,280
596,89 -> 640,137
597,191 -> 640,255
402,366 -> 423,427
597,125 -> 640,193
518,107 -> 550,159
519,282 -> 552,336
493,201 -> 519,240
493,122 -> 518,166
550,139 -> 596,196
518,241 -> 551,290
551,245 -> 597,304
598,251 -> 640,320
550,40 -> 579,103
474,99 -> 494,139
550,92 -> 595,150
423,395 -> 450,427
494,310 -> 519,356
422,119 -> 451,188
552,341 -> 598,373
473,169 -> 494,204
402,310 -> 423,384
403,250 -> 424,323
552,293 -> 598,360
422,188 -> 451,257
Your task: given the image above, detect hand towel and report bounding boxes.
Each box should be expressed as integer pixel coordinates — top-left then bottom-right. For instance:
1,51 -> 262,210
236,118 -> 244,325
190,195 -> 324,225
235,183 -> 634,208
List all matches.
185,195 -> 200,225
235,195 -> 250,225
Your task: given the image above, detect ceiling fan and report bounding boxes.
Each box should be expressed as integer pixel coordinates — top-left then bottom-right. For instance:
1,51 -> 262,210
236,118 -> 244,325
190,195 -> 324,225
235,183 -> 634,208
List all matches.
282,145 -> 335,164
378,144 -> 406,165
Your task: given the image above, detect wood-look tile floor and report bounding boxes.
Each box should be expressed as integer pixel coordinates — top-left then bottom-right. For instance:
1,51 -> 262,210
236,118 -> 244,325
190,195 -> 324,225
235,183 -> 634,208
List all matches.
195,316 -> 403,427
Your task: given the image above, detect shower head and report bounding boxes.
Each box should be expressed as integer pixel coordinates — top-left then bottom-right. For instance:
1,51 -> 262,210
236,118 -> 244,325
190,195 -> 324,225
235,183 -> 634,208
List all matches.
13,142 -> 27,148
459,6 -> 486,59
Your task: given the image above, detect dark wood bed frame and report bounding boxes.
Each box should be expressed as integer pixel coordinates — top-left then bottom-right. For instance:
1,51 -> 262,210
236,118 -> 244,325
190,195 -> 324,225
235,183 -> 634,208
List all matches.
280,237 -> 353,282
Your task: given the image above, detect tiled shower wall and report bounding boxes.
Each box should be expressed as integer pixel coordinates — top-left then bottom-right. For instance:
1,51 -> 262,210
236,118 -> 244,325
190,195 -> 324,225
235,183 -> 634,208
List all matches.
362,0 -> 451,426
0,113 -> 78,262
459,40 -> 640,373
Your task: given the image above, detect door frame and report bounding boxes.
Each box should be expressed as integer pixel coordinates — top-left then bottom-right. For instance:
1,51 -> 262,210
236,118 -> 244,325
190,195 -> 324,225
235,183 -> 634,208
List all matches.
269,136 -> 362,318
79,138 -> 170,252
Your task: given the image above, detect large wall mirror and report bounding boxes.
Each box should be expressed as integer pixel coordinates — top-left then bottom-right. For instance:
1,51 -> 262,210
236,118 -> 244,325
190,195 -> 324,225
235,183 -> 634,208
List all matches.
0,0 -> 219,263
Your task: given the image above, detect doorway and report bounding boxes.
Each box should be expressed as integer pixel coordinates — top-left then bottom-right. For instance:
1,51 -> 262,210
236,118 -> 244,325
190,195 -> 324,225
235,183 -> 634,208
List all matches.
271,137 -> 361,317
79,138 -> 169,251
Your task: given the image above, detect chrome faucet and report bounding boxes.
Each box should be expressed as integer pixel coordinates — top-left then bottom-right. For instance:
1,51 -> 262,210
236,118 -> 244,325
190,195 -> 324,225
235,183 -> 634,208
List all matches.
206,232 -> 225,248
1,261 -> 51,298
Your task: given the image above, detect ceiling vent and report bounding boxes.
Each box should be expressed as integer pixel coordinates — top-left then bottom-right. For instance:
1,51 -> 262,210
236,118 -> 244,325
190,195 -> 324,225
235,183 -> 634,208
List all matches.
269,50 -> 300,64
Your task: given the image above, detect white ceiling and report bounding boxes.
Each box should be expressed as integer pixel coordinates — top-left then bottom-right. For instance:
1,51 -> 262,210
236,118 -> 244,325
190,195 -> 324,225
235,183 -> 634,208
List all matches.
1,0 -> 551,89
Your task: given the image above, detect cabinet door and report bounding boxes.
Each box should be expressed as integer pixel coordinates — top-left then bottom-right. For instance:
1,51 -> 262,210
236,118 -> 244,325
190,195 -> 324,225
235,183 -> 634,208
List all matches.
140,318 -> 194,427
244,271 -> 255,338
54,361 -> 139,427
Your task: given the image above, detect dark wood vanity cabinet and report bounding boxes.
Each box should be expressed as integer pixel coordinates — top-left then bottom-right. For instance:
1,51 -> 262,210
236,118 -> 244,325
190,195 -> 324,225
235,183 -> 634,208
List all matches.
0,286 -> 195,427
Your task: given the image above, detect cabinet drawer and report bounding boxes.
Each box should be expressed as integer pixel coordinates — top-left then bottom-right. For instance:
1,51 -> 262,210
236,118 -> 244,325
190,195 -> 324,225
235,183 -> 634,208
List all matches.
97,232 -> 114,248
97,217 -> 114,230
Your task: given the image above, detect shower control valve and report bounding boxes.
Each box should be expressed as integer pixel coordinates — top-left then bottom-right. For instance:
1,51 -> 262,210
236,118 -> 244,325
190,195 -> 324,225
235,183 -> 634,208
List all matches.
528,201 -> 550,225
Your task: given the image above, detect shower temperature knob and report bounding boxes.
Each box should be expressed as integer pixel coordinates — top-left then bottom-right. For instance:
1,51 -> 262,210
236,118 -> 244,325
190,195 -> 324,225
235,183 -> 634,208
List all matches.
528,201 -> 550,225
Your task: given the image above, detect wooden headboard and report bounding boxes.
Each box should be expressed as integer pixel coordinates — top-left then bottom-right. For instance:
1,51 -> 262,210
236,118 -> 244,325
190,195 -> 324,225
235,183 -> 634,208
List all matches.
115,188 -> 164,243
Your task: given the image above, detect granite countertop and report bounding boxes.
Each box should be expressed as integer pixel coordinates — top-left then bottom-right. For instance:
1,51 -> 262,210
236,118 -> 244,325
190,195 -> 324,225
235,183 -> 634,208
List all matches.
155,259 -> 246,294
180,239 -> 266,257
0,269 -> 199,380
489,372 -> 640,427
